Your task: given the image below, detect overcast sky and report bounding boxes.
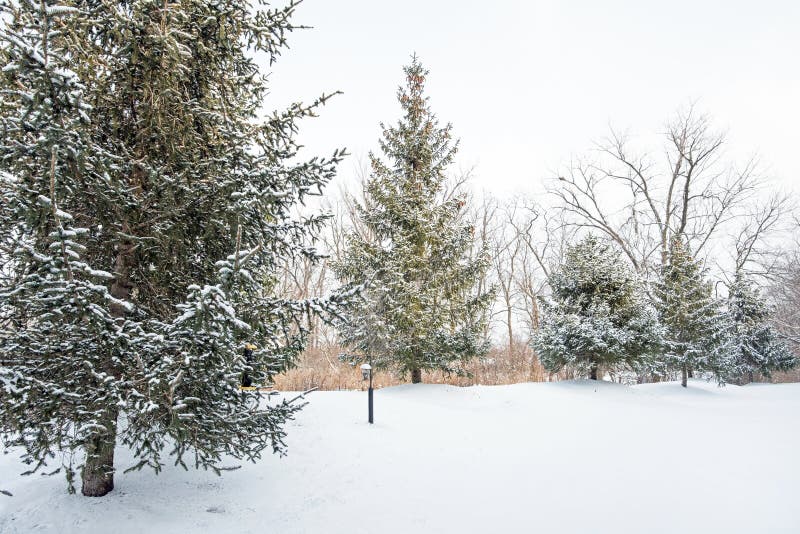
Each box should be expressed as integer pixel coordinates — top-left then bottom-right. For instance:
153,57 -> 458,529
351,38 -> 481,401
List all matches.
265,0 -> 799,198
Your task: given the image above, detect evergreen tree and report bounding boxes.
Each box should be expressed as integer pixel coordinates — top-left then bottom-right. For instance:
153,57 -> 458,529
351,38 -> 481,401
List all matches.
725,274 -> 796,382
533,235 -> 661,380
0,0 -> 345,496
654,238 -> 730,387
334,56 -> 492,383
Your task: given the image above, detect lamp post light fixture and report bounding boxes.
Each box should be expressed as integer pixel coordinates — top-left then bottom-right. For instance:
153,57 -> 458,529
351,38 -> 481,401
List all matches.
360,363 -> 374,424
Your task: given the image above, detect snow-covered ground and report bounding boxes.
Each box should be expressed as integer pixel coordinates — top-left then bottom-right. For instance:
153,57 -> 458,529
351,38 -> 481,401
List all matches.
2,379 -> 799,533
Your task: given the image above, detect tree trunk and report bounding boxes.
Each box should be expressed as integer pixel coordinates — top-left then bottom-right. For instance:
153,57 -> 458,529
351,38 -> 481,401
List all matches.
81,407 -> 118,497
681,364 -> 688,388
688,367 -> 694,378
109,239 -> 135,318
506,300 -> 514,358
589,362 -> 598,381
85,226 -> 132,497
411,368 -> 422,384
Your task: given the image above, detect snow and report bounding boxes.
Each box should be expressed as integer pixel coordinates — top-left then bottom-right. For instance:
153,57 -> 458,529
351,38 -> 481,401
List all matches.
2,379 -> 799,534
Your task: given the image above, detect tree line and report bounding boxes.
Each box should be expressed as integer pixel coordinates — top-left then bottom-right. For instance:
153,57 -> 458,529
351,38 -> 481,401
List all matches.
288,69 -> 799,389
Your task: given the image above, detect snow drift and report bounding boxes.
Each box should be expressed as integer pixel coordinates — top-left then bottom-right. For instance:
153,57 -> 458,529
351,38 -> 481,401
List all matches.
2,379 -> 798,533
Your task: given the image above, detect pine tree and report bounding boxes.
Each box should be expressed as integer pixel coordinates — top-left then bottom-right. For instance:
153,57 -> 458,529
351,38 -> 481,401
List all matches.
1,0 -> 346,496
725,274 -> 796,383
334,56 -> 492,383
533,235 -> 661,380
654,238 -> 730,387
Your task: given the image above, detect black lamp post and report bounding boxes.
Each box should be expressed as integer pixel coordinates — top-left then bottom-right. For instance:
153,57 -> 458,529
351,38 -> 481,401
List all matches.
360,363 -> 373,424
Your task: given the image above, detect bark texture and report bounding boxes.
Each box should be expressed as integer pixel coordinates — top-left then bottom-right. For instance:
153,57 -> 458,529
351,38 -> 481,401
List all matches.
81,408 -> 118,497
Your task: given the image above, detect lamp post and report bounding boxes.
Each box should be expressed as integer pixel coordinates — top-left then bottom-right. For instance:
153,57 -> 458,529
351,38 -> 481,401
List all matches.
360,363 -> 373,424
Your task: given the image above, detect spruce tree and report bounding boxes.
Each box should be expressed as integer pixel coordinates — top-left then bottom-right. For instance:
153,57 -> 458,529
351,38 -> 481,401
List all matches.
533,235 -> 661,380
725,274 -> 795,382
654,238 -> 730,387
1,0 -> 345,496
334,56 -> 492,383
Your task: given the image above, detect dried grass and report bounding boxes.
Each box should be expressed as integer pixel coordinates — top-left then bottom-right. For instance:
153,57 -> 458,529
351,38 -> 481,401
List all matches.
272,341 -> 563,391
271,343 -> 800,391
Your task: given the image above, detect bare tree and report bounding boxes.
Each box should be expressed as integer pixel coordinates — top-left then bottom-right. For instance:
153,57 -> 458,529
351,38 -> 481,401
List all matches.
765,224 -> 800,383
511,201 -> 573,333
491,200 -> 523,355
729,193 -> 793,280
769,215 -> 800,344
464,192 -> 500,343
551,107 -> 786,281
463,193 -> 574,382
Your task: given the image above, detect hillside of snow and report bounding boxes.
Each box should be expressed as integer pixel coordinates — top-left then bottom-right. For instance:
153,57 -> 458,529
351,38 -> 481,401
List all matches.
2,379 -> 799,533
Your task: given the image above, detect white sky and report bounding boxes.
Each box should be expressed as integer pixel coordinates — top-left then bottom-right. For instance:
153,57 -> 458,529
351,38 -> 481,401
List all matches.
265,0 -> 799,198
